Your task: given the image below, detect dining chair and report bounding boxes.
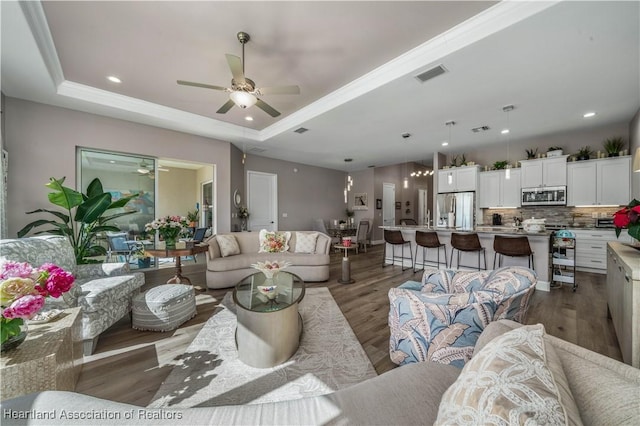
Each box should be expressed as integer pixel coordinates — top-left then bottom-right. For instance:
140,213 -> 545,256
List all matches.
355,220 -> 370,253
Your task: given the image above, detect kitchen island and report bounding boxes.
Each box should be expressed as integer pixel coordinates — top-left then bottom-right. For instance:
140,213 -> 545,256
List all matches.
381,225 -> 551,291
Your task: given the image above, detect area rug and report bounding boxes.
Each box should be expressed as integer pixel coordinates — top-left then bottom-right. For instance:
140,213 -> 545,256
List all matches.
148,287 -> 377,408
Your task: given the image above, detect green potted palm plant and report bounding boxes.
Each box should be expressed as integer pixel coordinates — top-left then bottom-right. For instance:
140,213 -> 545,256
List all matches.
603,136 -> 626,157
17,177 -> 139,264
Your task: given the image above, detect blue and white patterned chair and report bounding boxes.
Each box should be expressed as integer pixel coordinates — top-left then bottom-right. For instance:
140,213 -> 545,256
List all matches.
388,266 -> 536,368
0,235 -> 145,355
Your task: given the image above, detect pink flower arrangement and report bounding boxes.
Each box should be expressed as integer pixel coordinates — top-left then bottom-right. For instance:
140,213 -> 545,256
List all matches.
0,260 -> 74,345
144,215 -> 189,241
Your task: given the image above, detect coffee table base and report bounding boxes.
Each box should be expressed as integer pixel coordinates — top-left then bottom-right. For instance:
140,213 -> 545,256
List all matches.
236,306 -> 303,368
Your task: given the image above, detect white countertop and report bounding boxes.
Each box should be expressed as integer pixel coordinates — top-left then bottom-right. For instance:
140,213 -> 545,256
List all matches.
380,225 -> 552,237
608,241 -> 640,280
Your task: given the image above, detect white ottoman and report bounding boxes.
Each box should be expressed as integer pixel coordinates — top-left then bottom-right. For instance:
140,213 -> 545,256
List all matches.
132,284 -> 196,332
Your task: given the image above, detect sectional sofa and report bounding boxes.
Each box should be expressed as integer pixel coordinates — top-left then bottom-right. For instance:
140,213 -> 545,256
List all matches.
1,320 -> 638,425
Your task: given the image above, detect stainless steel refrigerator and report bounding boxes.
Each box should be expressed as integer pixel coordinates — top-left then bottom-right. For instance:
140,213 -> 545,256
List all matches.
436,192 -> 475,229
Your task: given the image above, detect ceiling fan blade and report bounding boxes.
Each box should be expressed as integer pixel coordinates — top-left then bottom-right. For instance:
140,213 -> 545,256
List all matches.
177,80 -> 227,91
255,98 -> 281,117
225,54 -> 246,85
258,85 -> 300,95
216,99 -> 235,114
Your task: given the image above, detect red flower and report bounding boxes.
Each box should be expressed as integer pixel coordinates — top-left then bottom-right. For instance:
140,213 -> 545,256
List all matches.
614,208 -> 630,228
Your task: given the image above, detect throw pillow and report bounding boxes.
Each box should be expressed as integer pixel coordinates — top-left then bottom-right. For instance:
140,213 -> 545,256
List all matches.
294,232 -> 318,254
258,229 -> 291,253
435,324 -> 583,426
216,234 -> 240,257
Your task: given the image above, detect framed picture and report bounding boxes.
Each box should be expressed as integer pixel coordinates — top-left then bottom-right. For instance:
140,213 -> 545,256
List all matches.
376,198 -> 382,209
353,192 -> 368,210
395,201 -> 401,210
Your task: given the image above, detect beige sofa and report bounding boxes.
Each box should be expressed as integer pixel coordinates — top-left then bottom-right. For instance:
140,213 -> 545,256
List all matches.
1,320 -> 638,425
204,231 -> 331,289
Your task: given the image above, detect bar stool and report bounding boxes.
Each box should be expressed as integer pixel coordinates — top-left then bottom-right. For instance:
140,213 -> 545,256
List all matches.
383,230 -> 413,271
450,232 -> 487,270
413,231 -> 448,273
493,235 -> 535,269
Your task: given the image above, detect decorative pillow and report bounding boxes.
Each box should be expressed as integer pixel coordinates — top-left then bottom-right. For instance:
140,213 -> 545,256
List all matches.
435,324 -> 583,426
258,229 -> 291,253
294,232 -> 318,254
216,234 -> 240,257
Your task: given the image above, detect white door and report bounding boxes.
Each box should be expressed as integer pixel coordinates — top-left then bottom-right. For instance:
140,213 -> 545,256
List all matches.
247,171 -> 277,231
383,183 -> 396,226
418,189 -> 429,225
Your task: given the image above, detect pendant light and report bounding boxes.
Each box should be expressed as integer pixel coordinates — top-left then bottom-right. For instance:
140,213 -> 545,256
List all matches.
344,158 -> 353,203
502,105 -> 514,180
445,121 -> 455,185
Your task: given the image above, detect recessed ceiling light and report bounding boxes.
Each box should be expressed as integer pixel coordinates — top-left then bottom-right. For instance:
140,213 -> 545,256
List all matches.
107,76 -> 121,83
442,142 -> 449,146
245,116 -> 253,121
501,129 -> 510,134
583,112 -> 596,118
109,160 -> 115,164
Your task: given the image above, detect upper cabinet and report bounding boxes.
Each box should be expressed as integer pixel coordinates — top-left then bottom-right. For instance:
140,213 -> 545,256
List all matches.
438,165 -> 480,193
567,156 -> 630,206
520,155 -> 569,188
479,169 -> 521,208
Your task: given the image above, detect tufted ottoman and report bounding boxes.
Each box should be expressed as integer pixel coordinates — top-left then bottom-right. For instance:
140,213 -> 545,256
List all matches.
132,284 -> 196,332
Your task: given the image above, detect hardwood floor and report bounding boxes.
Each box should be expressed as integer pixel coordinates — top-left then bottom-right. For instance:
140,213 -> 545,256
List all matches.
76,244 -> 622,406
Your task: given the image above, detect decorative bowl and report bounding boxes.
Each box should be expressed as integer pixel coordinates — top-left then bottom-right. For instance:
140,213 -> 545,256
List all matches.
250,260 -> 292,279
257,285 -> 278,300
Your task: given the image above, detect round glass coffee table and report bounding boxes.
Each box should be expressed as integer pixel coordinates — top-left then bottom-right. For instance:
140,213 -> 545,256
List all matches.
233,271 -> 305,368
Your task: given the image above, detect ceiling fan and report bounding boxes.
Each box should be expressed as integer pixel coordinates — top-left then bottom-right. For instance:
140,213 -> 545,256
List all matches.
177,32 -> 300,117
136,159 -> 168,176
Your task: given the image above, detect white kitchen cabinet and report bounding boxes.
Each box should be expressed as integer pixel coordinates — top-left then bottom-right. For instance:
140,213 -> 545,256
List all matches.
479,169 -> 521,208
438,165 -> 479,193
568,157 -> 630,206
520,155 -> 568,188
571,228 -> 630,272
597,157 -> 631,205
606,242 -> 640,368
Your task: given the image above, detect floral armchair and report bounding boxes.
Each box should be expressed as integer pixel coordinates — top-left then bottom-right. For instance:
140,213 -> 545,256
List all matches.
388,266 -> 536,368
0,235 -> 144,355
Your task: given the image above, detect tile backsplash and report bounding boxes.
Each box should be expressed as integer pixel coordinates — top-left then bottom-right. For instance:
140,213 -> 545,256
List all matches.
481,206 -> 618,227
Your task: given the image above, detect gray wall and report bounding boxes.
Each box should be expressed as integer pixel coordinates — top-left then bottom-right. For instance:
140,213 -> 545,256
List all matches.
441,121 -> 630,168
243,154 -> 346,231
3,97 -> 232,237
230,145 -> 245,231
630,108 -> 640,199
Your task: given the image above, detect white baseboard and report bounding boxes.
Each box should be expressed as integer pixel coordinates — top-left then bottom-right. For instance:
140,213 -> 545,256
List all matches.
536,280 -> 550,292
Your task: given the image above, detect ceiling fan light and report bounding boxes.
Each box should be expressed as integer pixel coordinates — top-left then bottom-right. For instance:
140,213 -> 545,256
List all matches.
230,91 -> 257,109
137,168 -> 150,174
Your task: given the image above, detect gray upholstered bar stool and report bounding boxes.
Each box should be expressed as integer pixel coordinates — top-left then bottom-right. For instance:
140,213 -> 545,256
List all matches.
493,235 -> 535,269
450,232 -> 487,270
413,230 -> 448,273
383,230 -> 413,271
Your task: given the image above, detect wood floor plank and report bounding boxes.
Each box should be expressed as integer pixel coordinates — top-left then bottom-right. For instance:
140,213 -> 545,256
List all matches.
76,244 -> 623,405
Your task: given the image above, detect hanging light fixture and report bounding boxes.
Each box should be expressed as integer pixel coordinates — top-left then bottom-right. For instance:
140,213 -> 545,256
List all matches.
445,121 -> 455,184
344,158 -> 353,203
502,105 -> 514,180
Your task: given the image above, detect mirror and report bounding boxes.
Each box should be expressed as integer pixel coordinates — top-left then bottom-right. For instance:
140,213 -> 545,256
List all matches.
233,189 -> 242,207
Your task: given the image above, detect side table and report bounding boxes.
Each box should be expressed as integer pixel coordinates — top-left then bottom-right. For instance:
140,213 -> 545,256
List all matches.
334,244 -> 357,284
1,307 -> 82,400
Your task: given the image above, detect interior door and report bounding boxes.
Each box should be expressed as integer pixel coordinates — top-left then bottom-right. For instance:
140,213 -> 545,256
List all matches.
247,171 -> 277,231
383,183 -> 396,227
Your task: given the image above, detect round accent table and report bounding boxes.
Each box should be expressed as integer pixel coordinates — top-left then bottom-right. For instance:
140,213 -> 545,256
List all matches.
334,244 -> 357,284
233,271 -> 305,368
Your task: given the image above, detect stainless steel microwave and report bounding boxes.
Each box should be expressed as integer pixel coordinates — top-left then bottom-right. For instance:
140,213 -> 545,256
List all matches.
521,186 -> 567,206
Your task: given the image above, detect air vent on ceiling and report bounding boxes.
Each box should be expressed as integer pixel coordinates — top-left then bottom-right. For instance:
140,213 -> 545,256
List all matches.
294,127 -> 309,134
471,125 -> 491,133
415,64 -> 447,83
248,147 -> 266,153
